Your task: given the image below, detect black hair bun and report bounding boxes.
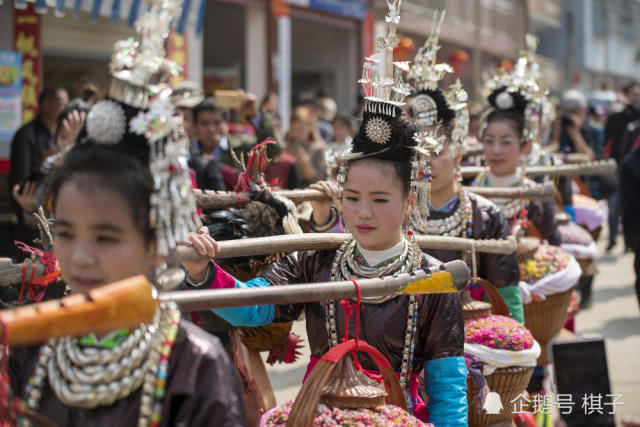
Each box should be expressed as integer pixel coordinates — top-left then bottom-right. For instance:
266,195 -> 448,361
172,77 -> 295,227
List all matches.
487,86 -> 528,116
351,101 -> 417,163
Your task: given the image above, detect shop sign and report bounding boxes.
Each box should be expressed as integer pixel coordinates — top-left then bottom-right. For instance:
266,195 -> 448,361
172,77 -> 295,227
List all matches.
284,0 -> 367,19
0,51 -> 22,142
13,4 -> 41,125
309,0 -> 367,19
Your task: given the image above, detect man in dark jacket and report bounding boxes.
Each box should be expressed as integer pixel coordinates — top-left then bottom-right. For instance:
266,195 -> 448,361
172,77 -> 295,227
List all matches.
604,82 -> 640,251
620,145 -> 640,310
605,82 -> 640,164
9,88 -> 67,202
189,99 -> 254,190
8,87 -> 67,254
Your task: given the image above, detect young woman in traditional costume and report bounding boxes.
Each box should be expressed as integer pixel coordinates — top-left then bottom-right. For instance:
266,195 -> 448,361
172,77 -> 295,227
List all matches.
404,10 -> 523,324
472,85 -> 561,246
183,180 -> 306,426
182,4 -> 467,424
8,3 -> 245,425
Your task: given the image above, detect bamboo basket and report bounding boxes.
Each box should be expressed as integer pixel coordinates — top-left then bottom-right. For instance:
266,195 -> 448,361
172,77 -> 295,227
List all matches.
523,287 -> 574,365
467,366 -> 534,426
463,279 -> 535,426
279,339 -> 408,427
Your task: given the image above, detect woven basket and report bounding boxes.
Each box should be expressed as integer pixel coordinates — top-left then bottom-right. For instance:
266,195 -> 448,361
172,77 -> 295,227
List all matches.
284,339 -> 407,427
467,366 -> 534,426
523,287 -> 574,365
464,279 -> 534,426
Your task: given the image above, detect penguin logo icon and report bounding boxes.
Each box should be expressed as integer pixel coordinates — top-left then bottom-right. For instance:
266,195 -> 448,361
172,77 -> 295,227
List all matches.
483,392 -> 503,414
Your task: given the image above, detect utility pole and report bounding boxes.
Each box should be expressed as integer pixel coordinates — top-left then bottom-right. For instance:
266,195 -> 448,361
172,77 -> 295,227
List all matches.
471,0 -> 483,100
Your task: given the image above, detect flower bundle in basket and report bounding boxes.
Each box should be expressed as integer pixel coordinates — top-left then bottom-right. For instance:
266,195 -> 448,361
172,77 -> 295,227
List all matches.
462,280 -> 540,426
261,339 -> 432,427
517,240 -> 581,365
557,221 -> 597,276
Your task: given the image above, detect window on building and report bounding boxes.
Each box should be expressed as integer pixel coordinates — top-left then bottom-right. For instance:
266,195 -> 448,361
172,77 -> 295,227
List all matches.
592,0 -> 605,36
619,0 -> 634,41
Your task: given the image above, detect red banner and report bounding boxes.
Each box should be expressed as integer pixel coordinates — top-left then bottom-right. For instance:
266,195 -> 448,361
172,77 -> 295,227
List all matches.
167,31 -> 188,86
13,4 -> 41,124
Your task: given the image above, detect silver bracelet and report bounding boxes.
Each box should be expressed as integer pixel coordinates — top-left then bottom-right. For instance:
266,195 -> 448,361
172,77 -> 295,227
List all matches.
310,207 -> 338,232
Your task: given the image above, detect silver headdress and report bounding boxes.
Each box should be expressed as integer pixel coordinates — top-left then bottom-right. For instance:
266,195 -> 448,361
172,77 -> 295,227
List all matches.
338,0 -> 442,231
445,79 -> 470,157
407,10 -> 457,130
483,34 -> 547,145
407,10 -> 450,92
85,0 -> 200,269
357,0 -> 412,110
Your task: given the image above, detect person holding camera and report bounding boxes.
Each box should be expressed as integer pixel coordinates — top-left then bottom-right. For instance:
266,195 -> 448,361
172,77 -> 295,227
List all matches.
559,89 -> 596,160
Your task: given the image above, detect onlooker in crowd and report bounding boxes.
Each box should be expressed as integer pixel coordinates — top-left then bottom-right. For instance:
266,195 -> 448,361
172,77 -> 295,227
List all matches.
329,114 -> 353,157
247,92 -> 279,135
306,97 -> 333,143
238,91 -> 258,131
190,99 -> 254,190
171,80 -> 205,142
604,81 -> 640,163
317,95 -> 337,143
558,89 -> 595,160
9,87 -> 68,252
603,82 -> 640,251
587,104 -> 607,158
9,88 -> 68,193
586,104 -> 608,198
620,143 -> 640,310
260,92 -> 279,115
285,106 -> 327,188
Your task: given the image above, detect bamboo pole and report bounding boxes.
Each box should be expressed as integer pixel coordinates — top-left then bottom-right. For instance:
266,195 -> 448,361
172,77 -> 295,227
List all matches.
194,183 -> 556,210
0,235 -> 515,288
460,159 -> 616,179
462,145 -> 592,164
0,260 -> 469,346
176,233 -> 517,262
162,259 -> 469,312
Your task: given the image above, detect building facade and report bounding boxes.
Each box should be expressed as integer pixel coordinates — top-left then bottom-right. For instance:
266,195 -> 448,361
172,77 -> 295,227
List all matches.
537,0 -> 640,92
371,0 -> 529,99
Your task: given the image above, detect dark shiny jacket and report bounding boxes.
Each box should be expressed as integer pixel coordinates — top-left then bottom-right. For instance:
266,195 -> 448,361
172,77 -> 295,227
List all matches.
262,251 -> 464,372
527,198 -> 562,246
425,192 -> 520,290
9,321 -> 245,427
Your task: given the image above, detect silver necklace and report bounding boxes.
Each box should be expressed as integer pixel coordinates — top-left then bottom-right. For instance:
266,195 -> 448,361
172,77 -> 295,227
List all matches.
22,302 -> 180,427
474,171 -> 529,220
325,236 -> 422,402
420,190 -> 469,236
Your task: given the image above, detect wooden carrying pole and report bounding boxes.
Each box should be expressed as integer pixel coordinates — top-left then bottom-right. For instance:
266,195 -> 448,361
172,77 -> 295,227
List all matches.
0,260 -> 468,346
460,159 -> 617,179
162,259 -> 469,311
462,144 -> 592,164
175,233 -> 518,262
0,235 -> 515,287
194,183 -> 555,210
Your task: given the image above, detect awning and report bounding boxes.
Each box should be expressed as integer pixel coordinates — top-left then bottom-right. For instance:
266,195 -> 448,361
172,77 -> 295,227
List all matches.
11,0 -> 206,35
286,0 -> 368,20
